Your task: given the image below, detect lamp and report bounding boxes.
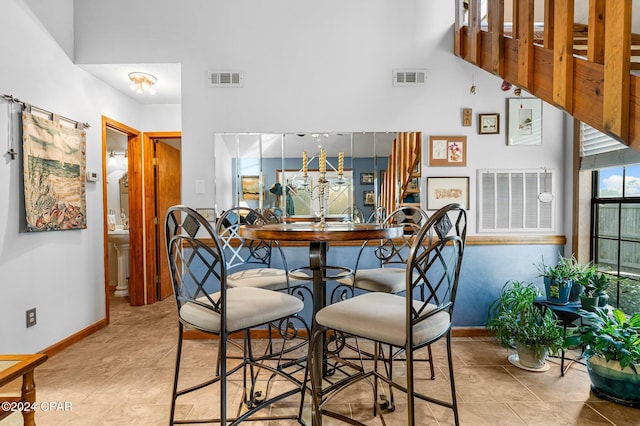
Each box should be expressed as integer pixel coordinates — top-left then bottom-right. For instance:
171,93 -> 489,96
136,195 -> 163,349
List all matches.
128,72 -> 157,95
108,151 -> 118,167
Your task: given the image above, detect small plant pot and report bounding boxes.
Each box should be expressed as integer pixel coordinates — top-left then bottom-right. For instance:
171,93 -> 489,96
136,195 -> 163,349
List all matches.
544,277 -> 572,305
515,341 -> 548,369
597,292 -> 609,307
587,356 -> 640,407
568,283 -> 584,302
580,295 -> 600,312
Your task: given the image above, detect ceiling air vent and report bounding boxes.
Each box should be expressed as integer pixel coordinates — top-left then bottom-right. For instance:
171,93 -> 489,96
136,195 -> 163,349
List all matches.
207,70 -> 244,88
393,69 -> 427,87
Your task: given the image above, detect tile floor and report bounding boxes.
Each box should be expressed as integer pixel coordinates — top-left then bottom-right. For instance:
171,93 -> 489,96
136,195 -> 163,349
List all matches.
3,295 -> 639,425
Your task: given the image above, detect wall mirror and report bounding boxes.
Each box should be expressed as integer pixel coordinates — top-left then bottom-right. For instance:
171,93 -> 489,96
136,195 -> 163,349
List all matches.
214,132 -> 420,222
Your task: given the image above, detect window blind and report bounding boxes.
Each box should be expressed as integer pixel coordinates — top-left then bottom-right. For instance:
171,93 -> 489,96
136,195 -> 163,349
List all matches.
580,122 -> 640,170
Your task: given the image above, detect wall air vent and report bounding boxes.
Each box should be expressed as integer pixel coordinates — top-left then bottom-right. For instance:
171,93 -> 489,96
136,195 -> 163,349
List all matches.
477,169 -> 555,233
392,69 -> 427,87
207,70 -> 244,88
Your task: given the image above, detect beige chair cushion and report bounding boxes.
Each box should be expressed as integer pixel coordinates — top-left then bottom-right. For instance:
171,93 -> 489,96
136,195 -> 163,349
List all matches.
180,287 -> 304,333
336,267 -> 406,294
227,268 -> 308,290
315,292 -> 450,347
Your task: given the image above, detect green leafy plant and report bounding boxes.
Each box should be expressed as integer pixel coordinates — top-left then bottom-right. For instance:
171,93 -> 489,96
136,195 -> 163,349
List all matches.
535,255 -> 583,282
487,281 -> 564,354
575,264 -> 612,297
566,307 -> 640,373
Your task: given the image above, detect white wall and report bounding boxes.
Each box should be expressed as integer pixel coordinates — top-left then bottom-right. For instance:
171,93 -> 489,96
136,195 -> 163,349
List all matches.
73,0 -> 569,236
1,0 -> 573,351
0,0 -> 179,353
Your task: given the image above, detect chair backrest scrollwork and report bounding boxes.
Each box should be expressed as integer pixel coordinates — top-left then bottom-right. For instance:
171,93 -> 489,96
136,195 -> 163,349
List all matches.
407,203 -> 467,332
165,205 -> 227,331
216,207 -> 288,272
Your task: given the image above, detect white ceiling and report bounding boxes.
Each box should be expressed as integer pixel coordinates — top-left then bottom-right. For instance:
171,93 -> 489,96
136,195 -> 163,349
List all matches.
79,63 -> 181,105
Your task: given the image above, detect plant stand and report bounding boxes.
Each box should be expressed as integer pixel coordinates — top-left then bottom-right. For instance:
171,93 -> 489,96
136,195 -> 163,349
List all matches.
534,298 -> 585,376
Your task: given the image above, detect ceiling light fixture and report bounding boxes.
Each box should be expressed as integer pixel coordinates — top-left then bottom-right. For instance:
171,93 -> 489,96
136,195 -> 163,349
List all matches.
128,72 -> 157,95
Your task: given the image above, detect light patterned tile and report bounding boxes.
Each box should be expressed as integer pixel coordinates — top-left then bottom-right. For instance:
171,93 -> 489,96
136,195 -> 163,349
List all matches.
25,295 -> 606,426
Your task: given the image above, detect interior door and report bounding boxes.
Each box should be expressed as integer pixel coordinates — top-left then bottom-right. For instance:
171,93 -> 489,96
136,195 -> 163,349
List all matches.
155,140 -> 181,300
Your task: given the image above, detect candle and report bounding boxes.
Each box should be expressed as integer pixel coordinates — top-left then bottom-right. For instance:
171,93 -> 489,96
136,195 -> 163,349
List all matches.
302,151 -> 308,176
338,151 -> 344,176
319,148 -> 326,174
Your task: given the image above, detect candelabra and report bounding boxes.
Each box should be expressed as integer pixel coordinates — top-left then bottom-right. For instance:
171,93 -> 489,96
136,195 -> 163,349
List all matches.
289,147 -> 348,225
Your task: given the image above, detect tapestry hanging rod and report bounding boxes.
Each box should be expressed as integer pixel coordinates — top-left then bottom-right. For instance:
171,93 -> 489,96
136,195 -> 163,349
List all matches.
3,94 -> 90,129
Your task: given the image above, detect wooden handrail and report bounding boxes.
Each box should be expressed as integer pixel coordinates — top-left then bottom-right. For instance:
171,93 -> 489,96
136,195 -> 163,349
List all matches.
454,0 -> 639,150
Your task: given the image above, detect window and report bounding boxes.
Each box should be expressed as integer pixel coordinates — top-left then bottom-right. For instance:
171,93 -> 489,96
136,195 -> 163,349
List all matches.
592,165 -> 640,313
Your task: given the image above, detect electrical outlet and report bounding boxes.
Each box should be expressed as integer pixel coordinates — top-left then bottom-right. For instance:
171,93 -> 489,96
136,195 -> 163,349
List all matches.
26,308 -> 36,328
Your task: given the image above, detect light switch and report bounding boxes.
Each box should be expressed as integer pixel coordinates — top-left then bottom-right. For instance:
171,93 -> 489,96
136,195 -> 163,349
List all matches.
195,180 -> 205,194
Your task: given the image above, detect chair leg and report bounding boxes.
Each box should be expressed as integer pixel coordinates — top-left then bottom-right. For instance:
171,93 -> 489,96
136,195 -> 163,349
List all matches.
309,327 -> 325,426
427,344 -> 436,380
373,342 -> 379,417
405,342 -> 415,426
169,323 -> 184,426
298,344 -> 310,426
220,331 -> 227,424
446,332 -> 460,426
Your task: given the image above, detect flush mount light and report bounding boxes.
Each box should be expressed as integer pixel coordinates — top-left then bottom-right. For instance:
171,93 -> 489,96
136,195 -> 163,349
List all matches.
128,72 -> 157,95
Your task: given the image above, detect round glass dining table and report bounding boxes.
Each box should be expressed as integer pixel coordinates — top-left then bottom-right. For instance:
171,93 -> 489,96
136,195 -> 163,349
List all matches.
238,222 -> 403,425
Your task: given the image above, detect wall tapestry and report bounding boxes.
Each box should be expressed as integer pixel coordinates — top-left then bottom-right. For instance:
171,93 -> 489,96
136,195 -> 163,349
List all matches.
23,112 -> 87,231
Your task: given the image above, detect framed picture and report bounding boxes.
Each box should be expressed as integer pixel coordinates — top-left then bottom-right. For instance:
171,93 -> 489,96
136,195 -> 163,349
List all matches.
426,176 -> 469,210
241,175 -> 262,200
429,136 -> 466,167
479,113 -> 499,134
360,172 -> 374,185
507,98 -> 542,145
363,190 -> 375,206
196,208 -> 216,223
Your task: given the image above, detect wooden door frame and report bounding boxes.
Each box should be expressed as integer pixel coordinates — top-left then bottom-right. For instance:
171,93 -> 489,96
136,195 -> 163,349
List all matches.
142,131 -> 182,304
102,116 -> 144,316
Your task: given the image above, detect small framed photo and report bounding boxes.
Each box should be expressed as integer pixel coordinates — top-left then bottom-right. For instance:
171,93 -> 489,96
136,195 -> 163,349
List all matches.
426,176 -> 469,210
363,190 -> 375,206
429,136 -> 467,167
196,208 -> 216,223
507,98 -> 542,145
241,175 -> 262,200
360,172 -> 374,185
478,113 -> 499,134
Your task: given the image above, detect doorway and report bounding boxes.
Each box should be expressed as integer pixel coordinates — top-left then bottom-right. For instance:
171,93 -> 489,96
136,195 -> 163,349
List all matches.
103,118 -> 182,321
102,116 -> 143,320
145,132 -> 181,301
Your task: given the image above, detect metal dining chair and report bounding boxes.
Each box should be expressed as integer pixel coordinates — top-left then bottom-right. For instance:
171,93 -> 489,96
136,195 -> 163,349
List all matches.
332,205 -> 434,409
216,207 -> 308,292
165,205 -> 307,425
216,207 -> 310,371
310,203 -> 467,425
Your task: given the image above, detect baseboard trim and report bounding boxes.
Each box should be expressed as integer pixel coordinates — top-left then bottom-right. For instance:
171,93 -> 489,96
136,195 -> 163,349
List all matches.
452,327 -> 490,337
40,318 -> 108,357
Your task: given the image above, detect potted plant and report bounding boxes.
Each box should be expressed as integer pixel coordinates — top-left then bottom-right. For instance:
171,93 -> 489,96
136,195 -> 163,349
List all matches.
592,272 -> 611,307
487,281 -> 564,370
575,265 -> 600,312
535,255 -> 583,304
566,307 -> 640,406
576,267 -> 615,309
